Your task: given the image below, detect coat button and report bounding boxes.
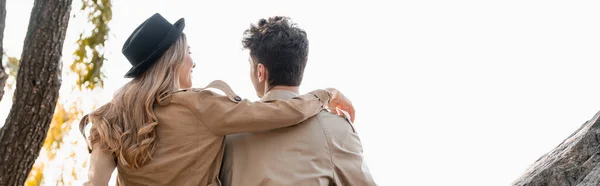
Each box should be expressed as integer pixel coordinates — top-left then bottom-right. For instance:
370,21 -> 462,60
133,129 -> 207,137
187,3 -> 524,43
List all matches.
234,96 -> 242,102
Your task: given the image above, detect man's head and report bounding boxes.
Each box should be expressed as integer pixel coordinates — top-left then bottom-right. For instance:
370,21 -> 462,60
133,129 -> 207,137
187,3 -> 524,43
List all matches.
243,16 -> 309,97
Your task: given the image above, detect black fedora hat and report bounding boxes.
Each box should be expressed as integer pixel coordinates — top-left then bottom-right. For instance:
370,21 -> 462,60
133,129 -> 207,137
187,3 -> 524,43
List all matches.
122,13 -> 185,78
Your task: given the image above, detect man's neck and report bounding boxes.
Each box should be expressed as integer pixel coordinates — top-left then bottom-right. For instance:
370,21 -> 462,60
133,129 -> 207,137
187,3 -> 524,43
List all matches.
269,86 -> 300,94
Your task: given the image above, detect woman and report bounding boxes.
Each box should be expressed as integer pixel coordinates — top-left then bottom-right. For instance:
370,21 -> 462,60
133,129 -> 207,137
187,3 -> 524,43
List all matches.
81,13 -> 355,186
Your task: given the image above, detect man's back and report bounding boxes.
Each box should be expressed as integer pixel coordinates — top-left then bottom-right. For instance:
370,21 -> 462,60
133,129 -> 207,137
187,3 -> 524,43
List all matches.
220,90 -> 375,186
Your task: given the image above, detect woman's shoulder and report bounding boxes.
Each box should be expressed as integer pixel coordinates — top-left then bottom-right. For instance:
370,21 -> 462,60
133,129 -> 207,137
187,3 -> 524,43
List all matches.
171,87 -> 219,101
171,80 -> 243,105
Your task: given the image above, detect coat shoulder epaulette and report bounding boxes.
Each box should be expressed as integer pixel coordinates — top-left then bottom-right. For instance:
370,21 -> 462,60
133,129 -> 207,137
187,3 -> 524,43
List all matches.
174,80 -> 242,103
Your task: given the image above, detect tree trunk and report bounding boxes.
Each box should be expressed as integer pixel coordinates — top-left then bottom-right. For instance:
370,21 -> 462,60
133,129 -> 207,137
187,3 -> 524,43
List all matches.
513,110 -> 600,186
0,0 -> 7,102
0,0 -> 72,185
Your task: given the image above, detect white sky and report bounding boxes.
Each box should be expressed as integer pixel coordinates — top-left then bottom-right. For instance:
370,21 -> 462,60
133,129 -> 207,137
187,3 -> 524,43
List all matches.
2,0 -> 600,185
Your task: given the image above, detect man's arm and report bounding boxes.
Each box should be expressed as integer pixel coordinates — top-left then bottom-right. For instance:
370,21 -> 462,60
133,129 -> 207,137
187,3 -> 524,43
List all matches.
319,113 -> 377,185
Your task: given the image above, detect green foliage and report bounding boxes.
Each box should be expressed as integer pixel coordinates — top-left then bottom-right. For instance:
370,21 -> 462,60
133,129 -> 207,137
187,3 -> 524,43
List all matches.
71,0 -> 112,90
2,53 -> 19,90
6,55 -> 18,77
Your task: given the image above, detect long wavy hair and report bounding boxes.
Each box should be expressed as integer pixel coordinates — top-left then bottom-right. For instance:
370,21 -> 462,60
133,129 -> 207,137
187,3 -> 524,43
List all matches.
80,33 -> 187,168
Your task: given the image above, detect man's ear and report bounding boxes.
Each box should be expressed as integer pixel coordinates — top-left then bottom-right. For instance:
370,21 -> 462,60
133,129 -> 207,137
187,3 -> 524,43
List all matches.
257,63 -> 266,82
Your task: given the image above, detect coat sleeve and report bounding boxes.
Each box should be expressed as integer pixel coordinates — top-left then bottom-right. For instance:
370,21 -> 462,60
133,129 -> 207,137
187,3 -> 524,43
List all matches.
175,80 -> 332,136
318,113 -> 377,186
331,132 -> 377,186
83,142 -> 116,186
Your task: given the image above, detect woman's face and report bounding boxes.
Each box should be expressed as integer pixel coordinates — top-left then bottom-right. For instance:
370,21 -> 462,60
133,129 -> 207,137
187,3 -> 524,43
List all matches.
178,46 -> 195,89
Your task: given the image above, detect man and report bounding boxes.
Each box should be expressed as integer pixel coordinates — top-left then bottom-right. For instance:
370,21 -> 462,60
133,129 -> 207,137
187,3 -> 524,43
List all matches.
220,16 -> 376,186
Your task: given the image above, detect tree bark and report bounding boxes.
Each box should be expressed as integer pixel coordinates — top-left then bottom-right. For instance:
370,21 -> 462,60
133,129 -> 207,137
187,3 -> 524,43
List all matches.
0,0 -> 72,185
513,110 -> 600,186
0,0 -> 7,102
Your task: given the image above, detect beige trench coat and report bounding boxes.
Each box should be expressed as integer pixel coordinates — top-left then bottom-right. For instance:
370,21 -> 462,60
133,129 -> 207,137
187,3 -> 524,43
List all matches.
220,90 -> 376,186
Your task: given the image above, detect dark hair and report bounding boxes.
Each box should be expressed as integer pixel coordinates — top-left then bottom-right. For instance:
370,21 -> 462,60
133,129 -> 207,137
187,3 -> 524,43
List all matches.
242,16 -> 308,87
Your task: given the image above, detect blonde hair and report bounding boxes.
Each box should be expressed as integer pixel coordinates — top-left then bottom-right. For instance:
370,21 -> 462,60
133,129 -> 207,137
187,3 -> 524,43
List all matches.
80,34 -> 187,168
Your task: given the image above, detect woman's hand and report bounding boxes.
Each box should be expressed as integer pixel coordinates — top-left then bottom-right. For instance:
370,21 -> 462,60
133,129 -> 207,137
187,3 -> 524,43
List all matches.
325,88 -> 355,123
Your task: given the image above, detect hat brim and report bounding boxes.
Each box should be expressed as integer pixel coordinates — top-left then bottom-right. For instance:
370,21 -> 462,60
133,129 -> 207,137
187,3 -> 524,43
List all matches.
124,18 -> 185,78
